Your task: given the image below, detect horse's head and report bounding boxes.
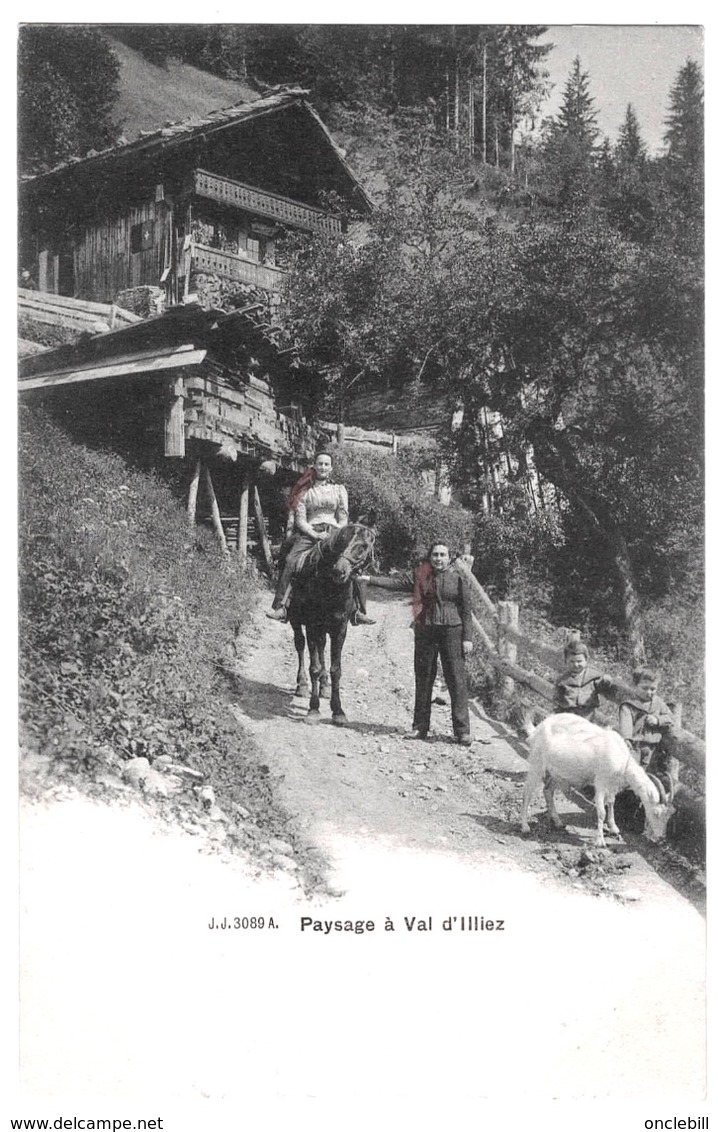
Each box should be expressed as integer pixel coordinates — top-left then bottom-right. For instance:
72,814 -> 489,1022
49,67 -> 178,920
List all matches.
323,522 -> 376,584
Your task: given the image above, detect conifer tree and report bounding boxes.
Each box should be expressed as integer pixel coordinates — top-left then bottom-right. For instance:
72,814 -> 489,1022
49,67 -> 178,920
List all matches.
554,55 -> 599,147
616,103 -> 647,171
607,104 -> 655,243
539,56 -> 600,210
664,58 -> 704,168
662,58 -> 704,229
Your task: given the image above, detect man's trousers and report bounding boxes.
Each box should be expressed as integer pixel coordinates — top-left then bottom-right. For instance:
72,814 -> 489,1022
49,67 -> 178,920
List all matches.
412,624 -> 470,739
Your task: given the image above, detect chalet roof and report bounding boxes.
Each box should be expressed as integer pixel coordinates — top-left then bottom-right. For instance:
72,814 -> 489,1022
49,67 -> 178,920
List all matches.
20,90 -> 373,215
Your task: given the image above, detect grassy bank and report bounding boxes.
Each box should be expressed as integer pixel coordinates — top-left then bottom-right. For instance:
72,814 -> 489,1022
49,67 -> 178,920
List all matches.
18,405 -> 307,871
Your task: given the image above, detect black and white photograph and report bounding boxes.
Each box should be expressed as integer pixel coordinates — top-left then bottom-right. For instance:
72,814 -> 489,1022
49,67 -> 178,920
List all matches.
10,14 -> 708,1131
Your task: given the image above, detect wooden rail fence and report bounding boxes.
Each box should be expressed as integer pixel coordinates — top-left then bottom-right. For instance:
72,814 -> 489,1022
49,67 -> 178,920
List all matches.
453,559 -> 705,772
449,559 -> 705,840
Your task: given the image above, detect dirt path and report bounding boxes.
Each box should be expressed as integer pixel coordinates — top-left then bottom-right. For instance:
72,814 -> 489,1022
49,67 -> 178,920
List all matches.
234,589 -> 704,906
226,588 -> 707,1098
18,589 -> 707,1105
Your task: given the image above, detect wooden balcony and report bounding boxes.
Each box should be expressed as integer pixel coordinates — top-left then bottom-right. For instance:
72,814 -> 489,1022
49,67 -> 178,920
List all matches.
193,169 -> 342,235
191,243 -> 287,292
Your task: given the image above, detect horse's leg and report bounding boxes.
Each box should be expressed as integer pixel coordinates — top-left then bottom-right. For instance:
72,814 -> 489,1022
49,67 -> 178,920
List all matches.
329,620 -> 349,726
319,635 -> 330,699
306,625 -> 324,717
292,617 -> 309,697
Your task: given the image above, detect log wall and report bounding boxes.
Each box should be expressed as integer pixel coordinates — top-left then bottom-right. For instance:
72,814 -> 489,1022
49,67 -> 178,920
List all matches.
72,196 -> 172,303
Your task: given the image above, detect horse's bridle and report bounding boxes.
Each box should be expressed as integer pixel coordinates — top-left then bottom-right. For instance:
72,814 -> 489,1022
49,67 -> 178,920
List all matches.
318,523 -> 375,579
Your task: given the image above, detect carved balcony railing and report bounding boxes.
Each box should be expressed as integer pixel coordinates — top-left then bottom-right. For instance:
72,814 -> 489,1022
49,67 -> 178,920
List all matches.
193,169 -> 342,235
191,243 -> 287,292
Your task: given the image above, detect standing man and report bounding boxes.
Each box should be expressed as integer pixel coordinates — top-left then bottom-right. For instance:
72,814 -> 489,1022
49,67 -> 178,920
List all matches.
404,542 -> 474,745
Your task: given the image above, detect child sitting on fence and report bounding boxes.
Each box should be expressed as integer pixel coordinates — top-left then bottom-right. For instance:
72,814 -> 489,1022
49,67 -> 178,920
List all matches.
553,639 -> 619,720
618,666 -> 679,782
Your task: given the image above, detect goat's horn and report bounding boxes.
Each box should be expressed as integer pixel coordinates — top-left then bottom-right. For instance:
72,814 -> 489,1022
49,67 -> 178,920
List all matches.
647,772 -> 667,803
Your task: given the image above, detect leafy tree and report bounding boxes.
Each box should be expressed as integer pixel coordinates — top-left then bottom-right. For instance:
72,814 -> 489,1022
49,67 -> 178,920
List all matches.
285,122 -> 702,659
18,26 -> 121,173
281,112 -> 484,420
453,218 -> 702,657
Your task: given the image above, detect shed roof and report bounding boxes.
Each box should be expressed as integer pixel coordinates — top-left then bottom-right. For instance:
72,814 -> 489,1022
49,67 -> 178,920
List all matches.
18,302 -> 294,388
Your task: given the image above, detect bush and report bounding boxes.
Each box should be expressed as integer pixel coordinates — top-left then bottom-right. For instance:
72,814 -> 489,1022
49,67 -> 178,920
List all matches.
329,444 -> 474,568
642,595 -> 705,736
472,500 -> 564,602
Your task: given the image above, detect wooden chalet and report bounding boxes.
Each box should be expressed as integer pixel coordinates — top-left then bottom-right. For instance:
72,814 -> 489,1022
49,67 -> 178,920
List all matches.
18,90 -> 374,563
19,88 -> 371,306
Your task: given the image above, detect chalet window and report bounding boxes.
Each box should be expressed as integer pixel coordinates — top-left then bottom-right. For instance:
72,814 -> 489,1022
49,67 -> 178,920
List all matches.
57,250 -> 75,297
131,221 -> 155,254
246,236 -> 260,262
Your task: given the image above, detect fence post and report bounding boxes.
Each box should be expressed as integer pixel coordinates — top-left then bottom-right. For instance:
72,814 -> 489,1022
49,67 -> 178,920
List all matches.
497,600 -> 519,697
563,628 -> 582,652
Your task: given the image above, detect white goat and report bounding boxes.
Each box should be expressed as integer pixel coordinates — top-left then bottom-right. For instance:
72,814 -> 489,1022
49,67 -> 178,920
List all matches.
520,713 -> 675,848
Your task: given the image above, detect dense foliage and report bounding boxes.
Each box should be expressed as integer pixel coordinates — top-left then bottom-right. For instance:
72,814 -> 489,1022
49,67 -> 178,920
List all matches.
18,26 -> 121,173
18,407 -> 294,835
281,56 -> 703,666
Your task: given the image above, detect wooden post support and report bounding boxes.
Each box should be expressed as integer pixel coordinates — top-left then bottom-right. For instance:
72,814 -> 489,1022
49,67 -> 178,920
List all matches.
337,423 -> 346,446
164,374 -> 185,457
252,484 -> 274,576
238,469 -> 251,566
202,464 -> 229,558
496,600 -> 520,697
563,628 -> 582,653
187,457 -> 201,530
460,542 -> 475,572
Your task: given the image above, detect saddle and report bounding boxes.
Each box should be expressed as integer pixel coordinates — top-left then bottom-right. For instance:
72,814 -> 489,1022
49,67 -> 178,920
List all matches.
295,524 -> 334,578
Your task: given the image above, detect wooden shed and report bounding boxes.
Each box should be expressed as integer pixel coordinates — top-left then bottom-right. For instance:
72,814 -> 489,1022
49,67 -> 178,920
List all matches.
18,302 -> 325,564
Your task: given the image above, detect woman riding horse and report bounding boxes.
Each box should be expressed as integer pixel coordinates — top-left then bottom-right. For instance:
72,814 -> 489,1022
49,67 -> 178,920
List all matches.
266,451 -> 374,624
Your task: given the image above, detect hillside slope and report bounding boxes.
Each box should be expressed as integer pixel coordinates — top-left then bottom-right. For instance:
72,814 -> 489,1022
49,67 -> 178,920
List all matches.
104,33 -> 259,141
18,405 -> 315,882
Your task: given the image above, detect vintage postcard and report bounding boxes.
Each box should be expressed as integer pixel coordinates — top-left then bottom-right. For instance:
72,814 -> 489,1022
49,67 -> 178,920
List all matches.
10,13 -> 708,1131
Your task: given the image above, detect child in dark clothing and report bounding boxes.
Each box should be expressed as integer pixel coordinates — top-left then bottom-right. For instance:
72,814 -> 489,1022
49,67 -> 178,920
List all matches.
618,666 -> 678,782
553,640 -> 618,720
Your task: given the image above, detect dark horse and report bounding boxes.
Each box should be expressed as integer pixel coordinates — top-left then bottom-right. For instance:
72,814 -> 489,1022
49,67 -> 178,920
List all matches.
288,520 -> 376,725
